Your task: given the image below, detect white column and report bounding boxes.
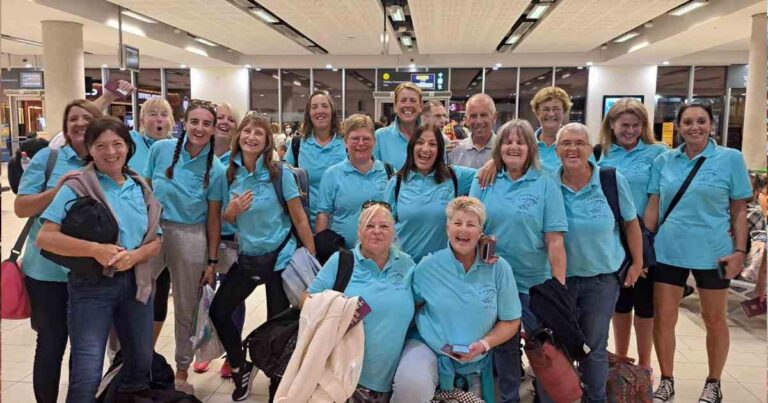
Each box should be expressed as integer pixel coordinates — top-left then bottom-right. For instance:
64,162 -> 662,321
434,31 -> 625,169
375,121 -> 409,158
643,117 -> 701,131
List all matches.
742,13 -> 767,170
190,67 -> 249,117
42,21 -> 85,136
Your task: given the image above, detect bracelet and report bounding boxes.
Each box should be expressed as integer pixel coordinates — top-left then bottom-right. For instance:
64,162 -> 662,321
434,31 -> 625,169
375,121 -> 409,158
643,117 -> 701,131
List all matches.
479,338 -> 491,353
207,258 -> 218,265
735,249 -> 748,255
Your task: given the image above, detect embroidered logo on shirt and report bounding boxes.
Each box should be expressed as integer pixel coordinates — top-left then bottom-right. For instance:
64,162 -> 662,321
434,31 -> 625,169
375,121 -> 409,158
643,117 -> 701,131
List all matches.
434,186 -> 454,202
478,283 -> 497,311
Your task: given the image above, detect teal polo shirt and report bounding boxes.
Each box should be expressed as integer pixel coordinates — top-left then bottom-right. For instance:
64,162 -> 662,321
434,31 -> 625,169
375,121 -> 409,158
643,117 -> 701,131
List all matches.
143,137 -> 225,224
384,166 -> 476,262
648,139 -> 752,270
374,117 -> 417,169
307,245 -> 415,392
128,131 -> 167,174
17,146 -> 85,282
316,159 -> 389,248
217,151 -> 236,237
41,174 -> 149,251
285,134 -> 348,228
227,155 -> 299,270
470,168 -> 568,293
413,247 -> 521,376
555,161 -> 636,277
535,128 -> 560,174
597,141 -> 667,215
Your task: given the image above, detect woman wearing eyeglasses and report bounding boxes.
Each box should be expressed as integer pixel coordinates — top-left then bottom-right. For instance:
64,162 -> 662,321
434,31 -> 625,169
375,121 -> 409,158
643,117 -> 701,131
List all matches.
316,114 -> 391,249
303,202 -> 415,402
554,123 -> 644,402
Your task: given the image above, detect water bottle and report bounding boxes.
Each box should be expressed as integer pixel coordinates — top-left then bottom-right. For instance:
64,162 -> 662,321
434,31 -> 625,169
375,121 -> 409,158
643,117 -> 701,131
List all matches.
20,152 -> 31,171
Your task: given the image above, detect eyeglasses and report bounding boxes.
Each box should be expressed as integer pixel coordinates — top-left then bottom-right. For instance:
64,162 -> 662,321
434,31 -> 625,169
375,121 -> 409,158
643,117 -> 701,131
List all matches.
557,141 -> 590,149
361,200 -> 392,211
539,107 -> 563,114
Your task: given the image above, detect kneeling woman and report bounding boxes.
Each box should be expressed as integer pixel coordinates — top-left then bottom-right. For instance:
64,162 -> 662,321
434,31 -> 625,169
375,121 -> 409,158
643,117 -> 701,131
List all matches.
37,117 -> 162,403
392,197 -> 521,403
208,114 -> 315,401
304,203 -> 416,402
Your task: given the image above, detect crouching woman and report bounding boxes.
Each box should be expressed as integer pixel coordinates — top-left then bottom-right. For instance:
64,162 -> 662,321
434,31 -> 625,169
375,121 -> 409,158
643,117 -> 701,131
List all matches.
37,116 -> 162,403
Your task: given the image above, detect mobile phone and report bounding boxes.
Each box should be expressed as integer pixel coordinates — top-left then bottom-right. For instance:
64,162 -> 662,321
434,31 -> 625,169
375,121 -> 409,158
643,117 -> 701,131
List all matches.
451,344 -> 471,355
717,262 -> 728,280
105,80 -> 129,99
741,296 -> 766,318
479,236 -> 496,262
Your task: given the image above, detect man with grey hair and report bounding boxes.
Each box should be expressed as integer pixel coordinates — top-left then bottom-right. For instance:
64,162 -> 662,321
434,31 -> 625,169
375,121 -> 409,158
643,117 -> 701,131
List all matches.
422,100 -> 449,131
447,93 -> 497,168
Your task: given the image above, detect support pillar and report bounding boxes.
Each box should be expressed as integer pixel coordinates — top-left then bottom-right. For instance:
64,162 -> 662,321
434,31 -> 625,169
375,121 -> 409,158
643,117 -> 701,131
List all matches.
742,13 -> 767,170
42,21 -> 85,136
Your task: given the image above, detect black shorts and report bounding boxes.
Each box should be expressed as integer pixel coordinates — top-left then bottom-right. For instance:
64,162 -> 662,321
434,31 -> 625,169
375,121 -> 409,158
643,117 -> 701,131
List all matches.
614,268 -> 654,318
653,262 -> 730,290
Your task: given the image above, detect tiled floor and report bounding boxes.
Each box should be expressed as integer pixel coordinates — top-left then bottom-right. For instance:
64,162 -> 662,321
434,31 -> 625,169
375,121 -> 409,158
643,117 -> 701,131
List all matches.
2,168 -> 766,402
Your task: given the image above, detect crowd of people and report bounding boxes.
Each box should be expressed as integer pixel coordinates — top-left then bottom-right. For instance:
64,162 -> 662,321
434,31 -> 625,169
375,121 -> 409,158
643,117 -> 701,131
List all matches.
11,78 -> 762,403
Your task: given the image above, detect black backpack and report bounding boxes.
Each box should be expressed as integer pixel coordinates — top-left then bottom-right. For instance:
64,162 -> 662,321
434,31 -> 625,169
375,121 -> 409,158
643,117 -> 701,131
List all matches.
40,195 -> 119,280
245,249 -> 355,379
8,144 -> 55,194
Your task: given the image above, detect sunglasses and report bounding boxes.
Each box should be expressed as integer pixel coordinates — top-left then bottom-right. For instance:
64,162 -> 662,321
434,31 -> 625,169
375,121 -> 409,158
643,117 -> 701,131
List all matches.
361,200 -> 392,211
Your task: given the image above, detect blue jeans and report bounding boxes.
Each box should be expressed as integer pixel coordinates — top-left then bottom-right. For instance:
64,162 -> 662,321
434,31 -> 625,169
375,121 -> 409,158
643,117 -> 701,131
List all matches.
494,326 -> 521,403
566,273 -> 620,403
66,271 -> 154,403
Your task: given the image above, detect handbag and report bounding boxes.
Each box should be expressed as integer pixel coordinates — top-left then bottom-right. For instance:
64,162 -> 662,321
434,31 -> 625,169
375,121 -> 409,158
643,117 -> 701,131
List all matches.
1,219 -> 34,319
522,329 -> 583,403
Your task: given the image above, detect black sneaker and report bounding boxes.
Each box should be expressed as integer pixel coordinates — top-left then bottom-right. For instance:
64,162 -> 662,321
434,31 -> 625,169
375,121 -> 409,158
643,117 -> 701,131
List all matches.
654,376 -> 675,402
231,362 -> 256,401
698,378 -> 723,403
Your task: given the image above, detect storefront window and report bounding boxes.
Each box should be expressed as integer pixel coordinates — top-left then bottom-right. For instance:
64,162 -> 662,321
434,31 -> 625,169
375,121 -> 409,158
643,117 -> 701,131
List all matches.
164,68 -> 191,137
312,69 -> 343,123
345,69 -> 375,118
250,69 -> 279,124
483,67 -> 517,128
518,68 -> 554,129
654,66 -> 690,146
84,68 -> 102,101
108,69 -> 134,127
281,69 -> 310,132
727,88 -> 746,150
555,67 -> 588,124
449,68 -> 483,124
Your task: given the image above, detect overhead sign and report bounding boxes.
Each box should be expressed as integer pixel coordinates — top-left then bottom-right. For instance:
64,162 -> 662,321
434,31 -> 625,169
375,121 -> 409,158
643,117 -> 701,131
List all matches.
1,69 -> 44,90
121,44 -> 140,72
19,71 -> 44,89
378,68 -> 448,92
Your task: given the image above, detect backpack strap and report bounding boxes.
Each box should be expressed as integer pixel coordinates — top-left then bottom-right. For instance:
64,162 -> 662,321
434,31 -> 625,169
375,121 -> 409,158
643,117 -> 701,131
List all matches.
291,137 -> 301,166
7,148 -> 59,263
593,144 -> 603,162
384,162 -> 394,178
659,157 -> 706,228
272,161 -> 289,216
599,167 -> 623,234
448,166 -> 458,196
333,249 -> 354,292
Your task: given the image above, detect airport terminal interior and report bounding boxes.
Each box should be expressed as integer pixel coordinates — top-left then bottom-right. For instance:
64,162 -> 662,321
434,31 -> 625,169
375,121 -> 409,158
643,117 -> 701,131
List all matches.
1,0 -> 767,402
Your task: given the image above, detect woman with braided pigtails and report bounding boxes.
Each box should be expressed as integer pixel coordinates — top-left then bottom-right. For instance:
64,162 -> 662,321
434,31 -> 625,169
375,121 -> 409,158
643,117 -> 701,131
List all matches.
142,100 -> 227,394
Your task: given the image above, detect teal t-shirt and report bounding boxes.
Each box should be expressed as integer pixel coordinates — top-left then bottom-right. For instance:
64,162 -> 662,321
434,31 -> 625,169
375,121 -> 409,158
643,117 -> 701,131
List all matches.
227,155 -> 299,270
17,146 -> 85,282
316,159 -> 390,248
384,166 -> 476,262
143,137 -> 225,224
470,168 -> 568,293
597,141 -> 667,215
555,161 -> 637,277
648,139 -> 752,269
41,174 -> 149,251
307,245 -> 415,392
414,247 -> 521,376
285,134 -> 347,229
373,117 -> 415,170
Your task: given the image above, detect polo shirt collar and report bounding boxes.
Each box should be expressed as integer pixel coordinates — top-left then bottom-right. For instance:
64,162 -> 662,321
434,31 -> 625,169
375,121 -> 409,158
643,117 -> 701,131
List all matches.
342,157 -> 383,175
233,153 -> 268,179
61,145 -> 84,162
554,160 -> 600,190
95,170 -> 135,192
443,245 -> 487,275
392,117 -> 420,140
181,135 -> 212,162
353,243 -> 400,272
609,140 -> 648,154
673,138 -> 716,160
305,132 -> 342,146
535,128 -> 557,149
497,166 -> 541,183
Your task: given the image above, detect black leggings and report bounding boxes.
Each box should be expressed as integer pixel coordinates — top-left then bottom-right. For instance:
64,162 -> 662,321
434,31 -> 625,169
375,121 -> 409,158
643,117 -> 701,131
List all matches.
26,277 -> 69,403
614,268 -> 655,318
153,268 -> 170,322
209,258 -> 290,369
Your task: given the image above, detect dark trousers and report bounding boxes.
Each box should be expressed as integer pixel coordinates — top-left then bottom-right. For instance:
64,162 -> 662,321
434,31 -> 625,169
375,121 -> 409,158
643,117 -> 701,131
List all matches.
209,258 -> 290,370
26,277 -> 69,403
494,331 -> 522,403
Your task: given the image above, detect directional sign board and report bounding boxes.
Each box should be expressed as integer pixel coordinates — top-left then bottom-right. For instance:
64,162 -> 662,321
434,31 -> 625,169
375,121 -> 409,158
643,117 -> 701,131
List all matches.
378,68 -> 448,92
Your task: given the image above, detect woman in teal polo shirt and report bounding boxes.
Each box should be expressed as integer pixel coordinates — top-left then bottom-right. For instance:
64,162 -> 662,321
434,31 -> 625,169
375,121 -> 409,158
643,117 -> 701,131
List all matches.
208,113 -> 315,401
306,202 -> 415,402
316,114 -> 391,248
470,119 -> 567,402
646,101 -> 751,403
14,99 -> 102,403
285,91 -> 346,230
391,197 -> 521,403
595,98 -> 667,376
143,100 -> 226,392
128,97 -> 174,172
384,123 -> 475,262
374,82 -> 423,169
555,123 -> 644,402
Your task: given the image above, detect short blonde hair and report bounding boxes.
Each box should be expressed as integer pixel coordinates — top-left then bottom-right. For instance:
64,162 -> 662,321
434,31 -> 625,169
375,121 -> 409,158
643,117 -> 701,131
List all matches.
216,102 -> 240,124
599,98 -> 655,156
556,122 -> 591,144
139,97 -> 174,136
530,86 -> 573,115
342,114 -> 375,138
492,119 -> 540,172
394,82 -> 423,104
446,196 -> 486,227
358,203 -> 394,232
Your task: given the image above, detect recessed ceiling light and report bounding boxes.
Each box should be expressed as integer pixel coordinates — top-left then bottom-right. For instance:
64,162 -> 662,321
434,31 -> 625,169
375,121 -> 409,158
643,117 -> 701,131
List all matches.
388,5 -> 405,22
121,10 -> 157,24
586,61 -> 593,66
492,67 -> 499,71
25,63 -> 32,68
408,63 -> 416,69
662,61 -> 671,65
101,64 -> 108,68
527,3 -> 550,20
506,34 -> 521,45
255,68 -> 261,71
252,8 -> 278,23
613,32 -> 639,43
325,64 -> 333,69
400,35 -> 413,47
194,37 -> 218,47
494,63 -> 502,68
668,0 -> 708,16
245,64 -> 252,68
180,64 -> 187,68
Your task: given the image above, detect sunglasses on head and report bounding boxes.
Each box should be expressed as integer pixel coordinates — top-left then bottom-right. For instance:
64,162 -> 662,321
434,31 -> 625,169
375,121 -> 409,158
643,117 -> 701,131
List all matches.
361,200 -> 392,211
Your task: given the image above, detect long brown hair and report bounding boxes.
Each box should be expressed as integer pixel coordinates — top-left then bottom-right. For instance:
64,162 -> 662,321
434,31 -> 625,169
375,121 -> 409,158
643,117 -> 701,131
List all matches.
299,90 -> 340,140
397,123 -> 451,183
226,113 -> 279,184
165,100 -> 217,188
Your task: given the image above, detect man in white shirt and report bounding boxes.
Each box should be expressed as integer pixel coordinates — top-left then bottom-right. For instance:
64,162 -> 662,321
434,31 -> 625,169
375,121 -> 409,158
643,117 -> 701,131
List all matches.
447,93 -> 497,169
